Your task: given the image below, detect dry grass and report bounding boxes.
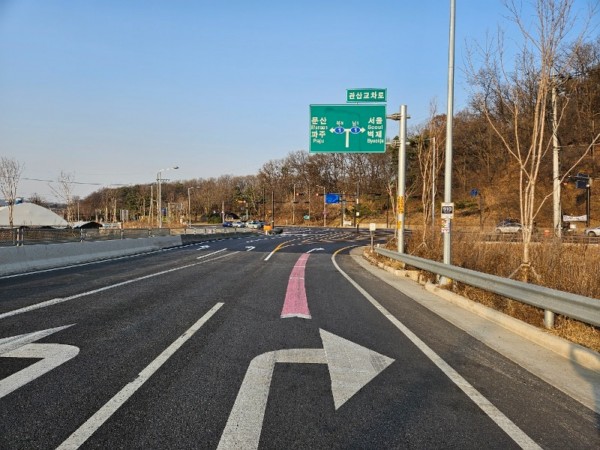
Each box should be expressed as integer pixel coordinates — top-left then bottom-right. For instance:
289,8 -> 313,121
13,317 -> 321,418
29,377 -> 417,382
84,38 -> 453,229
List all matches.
371,234 -> 600,352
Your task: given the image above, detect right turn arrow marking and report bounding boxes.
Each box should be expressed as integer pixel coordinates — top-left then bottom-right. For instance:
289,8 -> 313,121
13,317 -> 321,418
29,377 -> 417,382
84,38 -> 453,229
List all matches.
218,329 -> 394,449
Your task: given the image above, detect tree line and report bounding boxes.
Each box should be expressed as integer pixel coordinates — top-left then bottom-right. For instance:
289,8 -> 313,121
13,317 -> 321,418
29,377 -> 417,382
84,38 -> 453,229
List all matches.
4,1 -> 599,258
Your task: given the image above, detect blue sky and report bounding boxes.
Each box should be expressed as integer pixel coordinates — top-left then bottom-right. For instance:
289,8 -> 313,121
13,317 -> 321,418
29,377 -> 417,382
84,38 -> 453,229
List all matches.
0,0 -> 593,200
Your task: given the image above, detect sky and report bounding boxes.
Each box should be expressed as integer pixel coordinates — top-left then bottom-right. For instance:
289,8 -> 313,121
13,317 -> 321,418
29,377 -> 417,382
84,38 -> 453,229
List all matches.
0,0 -> 596,201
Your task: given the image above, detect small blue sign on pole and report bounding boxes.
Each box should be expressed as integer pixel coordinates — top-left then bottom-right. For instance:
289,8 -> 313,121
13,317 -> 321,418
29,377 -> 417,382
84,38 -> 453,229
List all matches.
325,194 -> 341,204
470,188 -> 479,197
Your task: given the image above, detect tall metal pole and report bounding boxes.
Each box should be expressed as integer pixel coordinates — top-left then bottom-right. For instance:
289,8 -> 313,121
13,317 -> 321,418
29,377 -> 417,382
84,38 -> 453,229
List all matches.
292,184 -> 296,225
156,166 -> 179,229
387,107 -> 409,252
188,187 -> 192,220
552,73 -> 562,238
443,0 -> 456,271
323,186 -> 326,227
271,190 -> 275,227
431,136 -> 436,240
398,105 -> 408,253
157,172 -> 162,228
150,184 -> 153,227
355,182 -> 360,230
308,186 -> 311,223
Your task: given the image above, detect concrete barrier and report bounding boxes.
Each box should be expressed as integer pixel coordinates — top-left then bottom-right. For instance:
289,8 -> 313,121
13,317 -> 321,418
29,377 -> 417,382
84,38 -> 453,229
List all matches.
0,236 -> 182,276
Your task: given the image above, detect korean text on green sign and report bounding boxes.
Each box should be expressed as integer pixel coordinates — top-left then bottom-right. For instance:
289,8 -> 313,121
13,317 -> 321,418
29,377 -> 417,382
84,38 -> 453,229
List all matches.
346,88 -> 387,103
310,104 -> 386,153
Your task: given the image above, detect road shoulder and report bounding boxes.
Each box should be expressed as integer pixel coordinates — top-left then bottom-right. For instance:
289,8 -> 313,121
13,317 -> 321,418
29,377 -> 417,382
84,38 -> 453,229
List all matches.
350,247 -> 600,414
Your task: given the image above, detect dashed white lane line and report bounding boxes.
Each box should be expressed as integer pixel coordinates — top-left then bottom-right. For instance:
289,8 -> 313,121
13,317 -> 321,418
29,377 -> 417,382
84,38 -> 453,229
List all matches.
56,302 -> 223,450
0,252 -> 238,320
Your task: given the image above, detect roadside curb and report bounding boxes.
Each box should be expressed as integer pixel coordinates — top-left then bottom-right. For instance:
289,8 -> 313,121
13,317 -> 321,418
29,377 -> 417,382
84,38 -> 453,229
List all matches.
356,247 -> 600,374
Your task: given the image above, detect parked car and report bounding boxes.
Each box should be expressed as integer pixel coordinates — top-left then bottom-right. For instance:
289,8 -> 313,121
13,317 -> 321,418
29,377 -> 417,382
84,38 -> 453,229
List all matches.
246,220 -> 264,229
222,221 -> 233,227
494,220 -> 522,234
232,221 -> 246,228
584,225 -> 600,237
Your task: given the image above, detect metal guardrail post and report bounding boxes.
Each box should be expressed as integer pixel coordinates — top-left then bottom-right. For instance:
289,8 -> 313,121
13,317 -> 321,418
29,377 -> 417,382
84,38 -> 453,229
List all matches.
544,310 -> 555,329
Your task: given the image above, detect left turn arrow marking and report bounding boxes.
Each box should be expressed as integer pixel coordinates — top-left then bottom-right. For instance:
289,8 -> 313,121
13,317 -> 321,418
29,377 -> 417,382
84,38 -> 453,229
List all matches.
0,325 -> 78,399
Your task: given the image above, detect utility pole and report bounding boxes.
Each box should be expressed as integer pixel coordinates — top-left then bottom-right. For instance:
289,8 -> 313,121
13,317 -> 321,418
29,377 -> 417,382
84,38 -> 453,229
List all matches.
431,136 -> 437,240
323,186 -> 326,227
156,166 -> 178,228
292,184 -> 296,225
355,182 -> 360,231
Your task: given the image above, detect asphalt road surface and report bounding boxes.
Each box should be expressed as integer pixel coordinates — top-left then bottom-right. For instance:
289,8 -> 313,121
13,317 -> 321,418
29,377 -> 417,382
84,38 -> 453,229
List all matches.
1,228 -> 598,449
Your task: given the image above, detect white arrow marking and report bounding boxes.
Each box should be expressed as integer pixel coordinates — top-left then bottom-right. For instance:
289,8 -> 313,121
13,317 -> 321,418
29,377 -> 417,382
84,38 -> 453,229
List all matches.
245,246 -> 255,252
197,245 -> 211,250
0,325 -> 78,400
306,248 -> 324,253
217,329 -> 394,449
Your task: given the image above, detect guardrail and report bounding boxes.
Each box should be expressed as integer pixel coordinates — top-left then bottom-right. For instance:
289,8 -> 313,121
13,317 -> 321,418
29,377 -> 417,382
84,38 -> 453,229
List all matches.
375,247 -> 600,329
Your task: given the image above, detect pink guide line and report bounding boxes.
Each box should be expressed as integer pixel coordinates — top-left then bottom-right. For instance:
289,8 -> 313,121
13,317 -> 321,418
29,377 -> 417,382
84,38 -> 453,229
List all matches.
280,253 -> 311,319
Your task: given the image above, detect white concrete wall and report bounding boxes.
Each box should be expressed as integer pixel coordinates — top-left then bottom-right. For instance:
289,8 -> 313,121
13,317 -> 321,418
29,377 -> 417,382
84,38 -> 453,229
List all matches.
0,236 -> 182,276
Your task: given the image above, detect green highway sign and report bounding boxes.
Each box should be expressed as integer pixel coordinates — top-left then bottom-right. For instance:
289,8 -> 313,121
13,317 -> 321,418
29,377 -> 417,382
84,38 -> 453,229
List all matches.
346,88 -> 387,103
309,104 -> 386,153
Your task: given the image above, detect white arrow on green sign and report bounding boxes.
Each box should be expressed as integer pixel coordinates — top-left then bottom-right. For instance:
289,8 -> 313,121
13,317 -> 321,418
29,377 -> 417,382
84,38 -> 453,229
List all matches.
309,104 -> 386,153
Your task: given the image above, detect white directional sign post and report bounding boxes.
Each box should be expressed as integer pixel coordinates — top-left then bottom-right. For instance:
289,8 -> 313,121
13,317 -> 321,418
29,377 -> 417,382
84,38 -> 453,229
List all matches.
218,329 -> 394,449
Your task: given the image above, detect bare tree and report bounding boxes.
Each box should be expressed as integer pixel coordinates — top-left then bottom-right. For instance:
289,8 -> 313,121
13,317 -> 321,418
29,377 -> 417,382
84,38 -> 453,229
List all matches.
413,102 -> 446,246
0,157 -> 24,227
49,171 -> 76,224
468,0 -> 600,280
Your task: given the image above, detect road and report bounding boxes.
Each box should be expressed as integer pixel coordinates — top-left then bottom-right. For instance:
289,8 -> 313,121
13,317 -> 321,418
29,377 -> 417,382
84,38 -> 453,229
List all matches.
0,228 -> 597,449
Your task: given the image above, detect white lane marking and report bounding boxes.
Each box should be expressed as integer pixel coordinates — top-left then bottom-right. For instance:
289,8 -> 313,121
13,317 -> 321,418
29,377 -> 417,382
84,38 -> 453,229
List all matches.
56,303 -> 223,450
196,248 -> 227,259
331,253 -> 541,450
0,252 -> 238,320
0,325 -> 78,400
245,246 -> 255,252
306,248 -> 324,253
218,329 -> 393,449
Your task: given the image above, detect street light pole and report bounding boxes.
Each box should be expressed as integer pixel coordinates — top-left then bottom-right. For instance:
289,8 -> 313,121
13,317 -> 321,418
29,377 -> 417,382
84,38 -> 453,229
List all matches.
156,166 -> 179,228
442,0 -> 456,277
316,185 -> 327,227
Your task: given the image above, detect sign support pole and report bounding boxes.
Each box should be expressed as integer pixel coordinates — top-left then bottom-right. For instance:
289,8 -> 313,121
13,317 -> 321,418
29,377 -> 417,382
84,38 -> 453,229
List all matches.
398,105 -> 407,254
